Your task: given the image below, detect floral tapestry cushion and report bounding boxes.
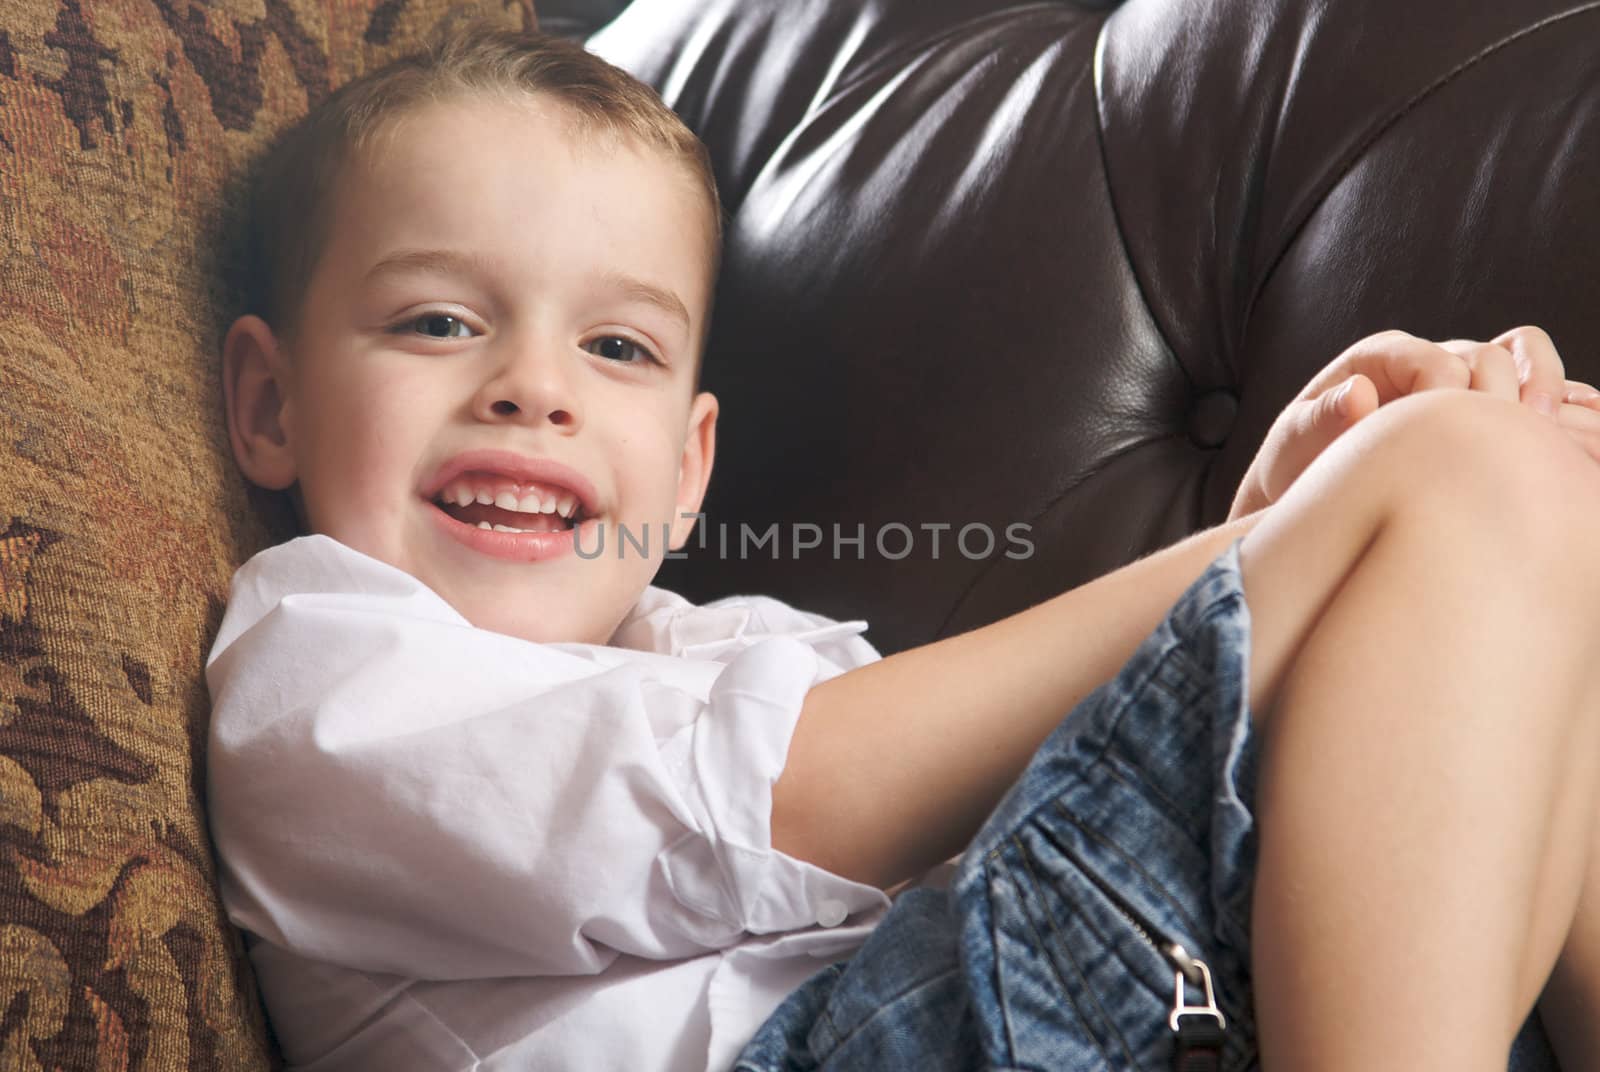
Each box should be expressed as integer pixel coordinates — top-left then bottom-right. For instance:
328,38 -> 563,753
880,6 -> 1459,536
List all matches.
0,0 -> 535,1066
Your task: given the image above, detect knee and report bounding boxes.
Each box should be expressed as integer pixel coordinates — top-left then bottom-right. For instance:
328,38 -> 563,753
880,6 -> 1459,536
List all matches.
1362,389 -> 1600,585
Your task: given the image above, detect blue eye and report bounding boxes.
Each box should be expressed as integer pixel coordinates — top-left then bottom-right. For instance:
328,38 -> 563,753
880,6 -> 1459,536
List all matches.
585,336 -> 656,364
400,314 -> 475,339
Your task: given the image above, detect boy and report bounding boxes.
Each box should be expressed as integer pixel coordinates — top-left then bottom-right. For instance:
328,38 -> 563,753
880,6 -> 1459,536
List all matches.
209,24 -> 1600,1072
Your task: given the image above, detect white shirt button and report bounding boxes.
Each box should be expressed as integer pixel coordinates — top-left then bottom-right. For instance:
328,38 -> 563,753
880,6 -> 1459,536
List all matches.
815,899 -> 848,928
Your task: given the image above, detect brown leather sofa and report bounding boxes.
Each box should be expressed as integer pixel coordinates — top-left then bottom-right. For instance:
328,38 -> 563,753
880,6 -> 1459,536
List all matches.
2,0 -> 1593,1064
591,0 -> 1598,1064
594,0 -> 1600,657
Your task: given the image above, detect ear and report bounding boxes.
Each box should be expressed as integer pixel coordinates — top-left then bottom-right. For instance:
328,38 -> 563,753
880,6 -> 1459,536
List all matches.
669,391 -> 718,550
221,314 -> 298,491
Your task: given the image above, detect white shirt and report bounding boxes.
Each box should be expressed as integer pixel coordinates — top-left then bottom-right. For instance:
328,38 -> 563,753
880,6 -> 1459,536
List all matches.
206,535 -> 891,1071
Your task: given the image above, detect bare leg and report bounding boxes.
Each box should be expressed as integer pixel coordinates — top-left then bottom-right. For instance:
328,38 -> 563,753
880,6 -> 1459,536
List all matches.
1235,389 -> 1600,1071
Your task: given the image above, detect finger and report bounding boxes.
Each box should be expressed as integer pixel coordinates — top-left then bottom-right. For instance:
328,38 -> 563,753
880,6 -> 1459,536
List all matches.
1556,401 -> 1600,464
1314,375 -> 1358,421
1337,330 -> 1470,402
1333,371 -> 1379,422
1289,379 -> 1357,449
1558,400 -> 1600,433
1260,376 -> 1369,503
1564,380 -> 1600,409
1437,340 -> 1520,402
1492,325 -> 1566,414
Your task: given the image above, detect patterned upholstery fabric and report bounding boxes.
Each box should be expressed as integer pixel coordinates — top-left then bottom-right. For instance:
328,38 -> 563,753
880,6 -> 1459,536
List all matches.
0,0 -> 534,1066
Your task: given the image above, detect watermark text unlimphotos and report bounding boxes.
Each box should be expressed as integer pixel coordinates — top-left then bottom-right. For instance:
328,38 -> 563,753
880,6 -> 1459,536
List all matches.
575,514 -> 1035,561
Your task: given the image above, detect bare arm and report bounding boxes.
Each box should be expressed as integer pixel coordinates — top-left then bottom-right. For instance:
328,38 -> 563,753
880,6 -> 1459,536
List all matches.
774,328 -> 1600,891
772,511 -> 1265,889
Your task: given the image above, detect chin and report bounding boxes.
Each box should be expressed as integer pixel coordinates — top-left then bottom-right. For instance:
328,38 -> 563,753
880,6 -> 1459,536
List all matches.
465,604 -> 603,646
431,566 -> 640,645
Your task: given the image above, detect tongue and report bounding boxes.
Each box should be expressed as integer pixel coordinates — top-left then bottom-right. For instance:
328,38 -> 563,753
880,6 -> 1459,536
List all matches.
443,502 -> 570,532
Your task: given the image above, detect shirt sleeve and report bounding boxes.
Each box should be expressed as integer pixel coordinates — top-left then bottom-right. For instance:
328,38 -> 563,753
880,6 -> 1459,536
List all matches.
205,539 -> 889,982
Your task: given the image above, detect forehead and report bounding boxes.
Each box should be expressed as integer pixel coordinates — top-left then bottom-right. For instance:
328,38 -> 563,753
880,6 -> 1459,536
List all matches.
333,92 -> 714,279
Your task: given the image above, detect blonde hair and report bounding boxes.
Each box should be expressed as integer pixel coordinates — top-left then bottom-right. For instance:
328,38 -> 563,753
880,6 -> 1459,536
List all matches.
243,24 -> 722,345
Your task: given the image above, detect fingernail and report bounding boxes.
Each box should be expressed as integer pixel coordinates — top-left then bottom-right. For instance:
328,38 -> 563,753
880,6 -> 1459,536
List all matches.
1334,379 -> 1356,414
1530,391 -> 1557,417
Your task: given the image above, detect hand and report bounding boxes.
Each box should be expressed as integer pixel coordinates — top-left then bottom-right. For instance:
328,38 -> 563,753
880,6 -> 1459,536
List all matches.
1229,326 -> 1588,519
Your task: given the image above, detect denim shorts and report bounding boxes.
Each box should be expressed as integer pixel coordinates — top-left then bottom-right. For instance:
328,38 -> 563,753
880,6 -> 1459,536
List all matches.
734,541 -> 1557,1071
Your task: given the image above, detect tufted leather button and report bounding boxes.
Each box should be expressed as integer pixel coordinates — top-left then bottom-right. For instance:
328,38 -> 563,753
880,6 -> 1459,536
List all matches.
1186,389 -> 1239,448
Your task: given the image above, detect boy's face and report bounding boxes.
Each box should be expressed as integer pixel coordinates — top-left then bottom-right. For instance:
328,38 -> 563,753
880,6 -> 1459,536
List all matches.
224,93 -> 718,645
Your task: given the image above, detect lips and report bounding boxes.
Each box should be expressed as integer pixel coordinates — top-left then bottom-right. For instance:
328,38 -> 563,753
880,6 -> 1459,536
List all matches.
422,450 -> 601,562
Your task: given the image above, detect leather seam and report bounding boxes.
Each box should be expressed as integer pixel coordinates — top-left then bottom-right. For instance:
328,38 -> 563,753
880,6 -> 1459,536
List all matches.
1247,2 -> 1600,325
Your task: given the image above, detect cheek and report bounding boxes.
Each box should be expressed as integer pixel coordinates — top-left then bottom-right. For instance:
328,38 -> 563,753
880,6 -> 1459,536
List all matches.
297,389 -> 427,523
305,402 -> 389,480
626,426 -> 694,508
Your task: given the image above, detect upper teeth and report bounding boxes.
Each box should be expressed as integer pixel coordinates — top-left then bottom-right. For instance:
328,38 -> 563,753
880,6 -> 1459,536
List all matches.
437,478 -> 580,519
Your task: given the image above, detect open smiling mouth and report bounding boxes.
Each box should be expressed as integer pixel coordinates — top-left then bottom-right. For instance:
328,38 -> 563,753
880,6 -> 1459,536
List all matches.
430,476 -> 589,534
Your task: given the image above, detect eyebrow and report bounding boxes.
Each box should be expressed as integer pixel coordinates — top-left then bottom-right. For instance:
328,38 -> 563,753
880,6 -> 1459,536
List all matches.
596,269 -> 692,335
365,250 -> 692,333
365,248 -> 497,283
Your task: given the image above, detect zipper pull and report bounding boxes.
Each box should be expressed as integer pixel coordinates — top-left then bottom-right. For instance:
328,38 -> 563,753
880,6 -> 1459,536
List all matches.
1167,946 -> 1227,1072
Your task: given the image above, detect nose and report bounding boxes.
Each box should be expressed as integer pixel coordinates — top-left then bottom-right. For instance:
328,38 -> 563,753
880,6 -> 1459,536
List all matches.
472,335 -> 582,431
